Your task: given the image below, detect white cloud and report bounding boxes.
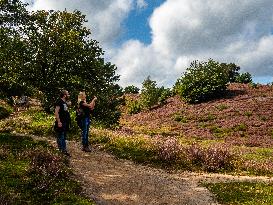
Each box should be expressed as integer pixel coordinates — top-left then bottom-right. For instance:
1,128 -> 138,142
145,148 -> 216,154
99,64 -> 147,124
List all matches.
23,0 -> 273,87
24,0 -> 133,47
111,0 -> 273,87
112,40 -> 176,87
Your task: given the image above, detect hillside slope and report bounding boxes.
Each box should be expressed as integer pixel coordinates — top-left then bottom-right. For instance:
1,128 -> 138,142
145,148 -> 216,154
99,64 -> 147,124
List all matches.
121,83 -> 273,148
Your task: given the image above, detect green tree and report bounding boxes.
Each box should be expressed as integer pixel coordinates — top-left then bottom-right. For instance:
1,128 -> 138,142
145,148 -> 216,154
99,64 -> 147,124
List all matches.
140,76 -> 161,109
174,59 -> 230,103
124,85 -> 140,94
0,0 -> 31,97
0,1 -> 122,126
22,10 -> 122,126
235,72 -> 252,84
220,63 -> 240,83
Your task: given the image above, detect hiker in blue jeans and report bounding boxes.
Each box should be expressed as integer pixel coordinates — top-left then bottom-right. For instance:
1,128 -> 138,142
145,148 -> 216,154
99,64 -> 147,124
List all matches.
54,90 -> 71,156
78,91 -> 97,152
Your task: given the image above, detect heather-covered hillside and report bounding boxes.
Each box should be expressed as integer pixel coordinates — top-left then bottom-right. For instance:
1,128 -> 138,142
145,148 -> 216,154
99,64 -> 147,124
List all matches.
121,83 -> 273,148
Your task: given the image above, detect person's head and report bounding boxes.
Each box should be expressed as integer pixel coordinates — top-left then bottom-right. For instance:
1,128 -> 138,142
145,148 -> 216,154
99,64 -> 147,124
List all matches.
60,90 -> 70,101
78,91 -> 86,103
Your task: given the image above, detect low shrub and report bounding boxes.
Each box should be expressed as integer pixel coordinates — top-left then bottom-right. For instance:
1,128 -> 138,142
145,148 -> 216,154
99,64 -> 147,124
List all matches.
158,87 -> 173,105
156,137 -> 183,162
235,72 -> 253,84
127,99 -> 142,114
202,145 -> 235,171
140,76 -> 161,109
174,59 -> 230,103
0,133 -> 94,204
153,138 -> 236,172
139,76 -> 172,109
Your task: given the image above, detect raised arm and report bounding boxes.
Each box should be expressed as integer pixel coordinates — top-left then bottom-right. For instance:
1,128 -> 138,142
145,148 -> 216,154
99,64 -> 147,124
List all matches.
89,96 -> 97,110
81,96 -> 97,110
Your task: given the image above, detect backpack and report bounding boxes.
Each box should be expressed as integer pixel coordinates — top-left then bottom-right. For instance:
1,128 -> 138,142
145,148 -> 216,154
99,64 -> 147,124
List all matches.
75,106 -> 84,128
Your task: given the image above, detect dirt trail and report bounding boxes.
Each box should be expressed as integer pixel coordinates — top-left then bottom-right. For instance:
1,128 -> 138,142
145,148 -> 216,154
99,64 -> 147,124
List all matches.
67,141 -> 218,205
25,135 -> 273,205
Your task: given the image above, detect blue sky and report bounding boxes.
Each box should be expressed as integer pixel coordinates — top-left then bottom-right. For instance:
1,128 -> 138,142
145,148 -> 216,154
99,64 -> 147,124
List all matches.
25,0 -> 273,87
121,0 -> 165,45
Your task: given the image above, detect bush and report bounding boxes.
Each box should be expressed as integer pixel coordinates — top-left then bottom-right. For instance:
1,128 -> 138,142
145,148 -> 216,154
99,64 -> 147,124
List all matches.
124,85 -> 140,94
158,87 -> 173,105
156,137 -> 183,162
140,76 -> 161,109
220,62 -> 240,83
174,59 -> 230,103
139,76 -> 171,109
127,100 -> 142,114
235,72 -> 252,84
202,145 -> 235,171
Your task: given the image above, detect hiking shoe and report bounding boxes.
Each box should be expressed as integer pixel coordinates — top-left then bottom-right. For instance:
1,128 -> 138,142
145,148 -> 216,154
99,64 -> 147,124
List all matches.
82,146 -> 91,152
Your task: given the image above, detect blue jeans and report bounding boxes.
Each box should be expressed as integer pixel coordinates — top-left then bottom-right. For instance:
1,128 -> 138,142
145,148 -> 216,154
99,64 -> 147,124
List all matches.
57,131 -> 67,152
81,117 -> 90,146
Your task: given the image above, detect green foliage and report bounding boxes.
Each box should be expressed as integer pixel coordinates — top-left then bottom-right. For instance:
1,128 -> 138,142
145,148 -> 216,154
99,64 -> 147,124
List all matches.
139,76 -> 171,109
0,133 -> 94,204
220,62 -> 240,83
249,82 -> 258,88
140,76 -> 160,109
158,87 -> 173,105
92,83 -> 123,128
235,72 -> 253,84
0,0 -> 31,97
216,104 -> 228,111
127,100 -> 142,114
174,59 -> 230,103
205,182 -> 273,205
173,114 -> 189,123
124,85 -> 140,94
1,1 -> 122,126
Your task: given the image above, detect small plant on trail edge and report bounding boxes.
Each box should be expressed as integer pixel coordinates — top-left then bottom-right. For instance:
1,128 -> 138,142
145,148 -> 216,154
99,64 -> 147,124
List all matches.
155,137 -> 184,163
153,137 -> 236,172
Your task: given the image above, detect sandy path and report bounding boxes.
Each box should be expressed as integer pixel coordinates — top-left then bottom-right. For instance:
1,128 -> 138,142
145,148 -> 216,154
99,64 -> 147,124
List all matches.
67,141 -> 218,205
24,134 -> 273,205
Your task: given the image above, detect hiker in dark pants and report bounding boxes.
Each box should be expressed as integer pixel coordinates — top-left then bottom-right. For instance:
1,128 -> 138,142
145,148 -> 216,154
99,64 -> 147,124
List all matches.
54,90 -> 71,156
77,91 -> 97,152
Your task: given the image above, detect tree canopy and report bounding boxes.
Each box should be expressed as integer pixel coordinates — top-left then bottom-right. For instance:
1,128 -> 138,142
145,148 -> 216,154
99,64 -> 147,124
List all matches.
0,0 -> 122,126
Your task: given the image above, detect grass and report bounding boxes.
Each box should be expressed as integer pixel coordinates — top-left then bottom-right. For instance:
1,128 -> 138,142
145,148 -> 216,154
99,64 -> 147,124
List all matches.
0,104 -> 13,119
0,107 -> 80,139
0,132 -> 94,205
216,104 -> 229,111
1,105 -> 273,176
242,147 -> 273,162
204,182 -> 273,205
